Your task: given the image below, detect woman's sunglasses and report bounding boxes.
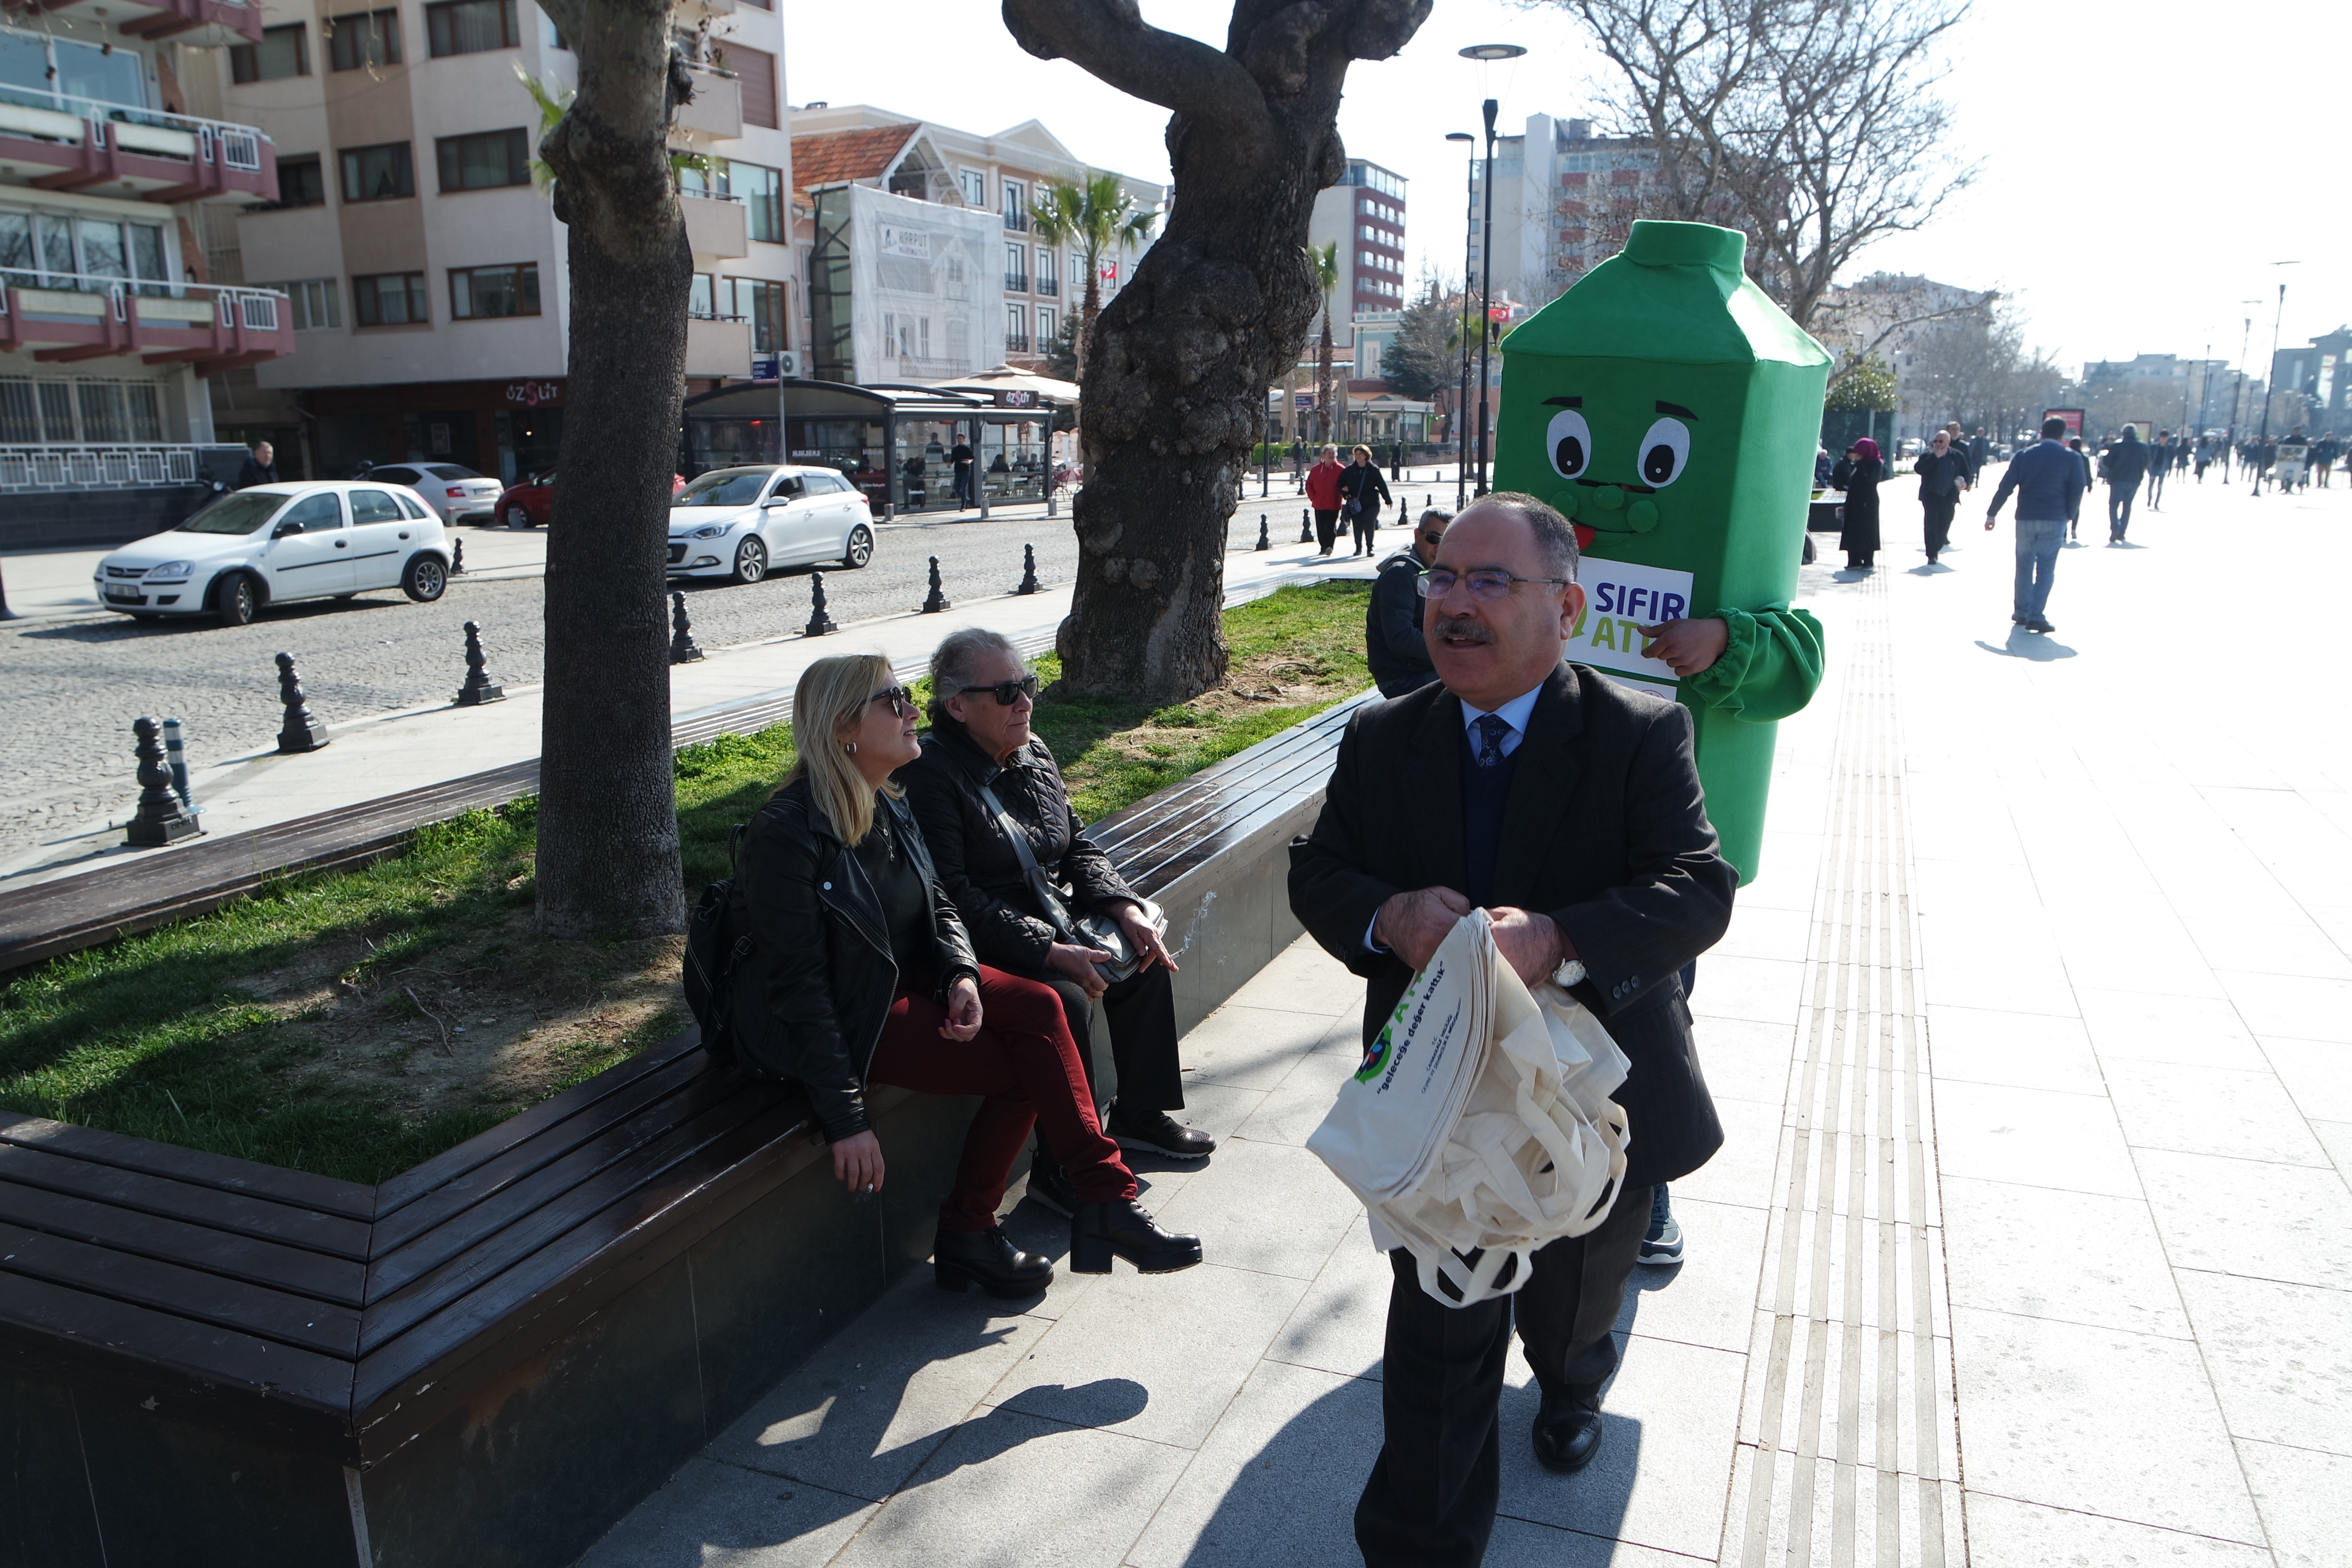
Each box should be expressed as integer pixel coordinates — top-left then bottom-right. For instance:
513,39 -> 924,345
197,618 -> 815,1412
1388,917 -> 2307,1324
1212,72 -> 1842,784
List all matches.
958,674 -> 1040,706
864,686 -> 918,718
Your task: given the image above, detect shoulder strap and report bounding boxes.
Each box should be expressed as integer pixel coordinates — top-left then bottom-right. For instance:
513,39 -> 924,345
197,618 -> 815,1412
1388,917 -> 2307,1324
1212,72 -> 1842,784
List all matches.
977,781 -> 1078,940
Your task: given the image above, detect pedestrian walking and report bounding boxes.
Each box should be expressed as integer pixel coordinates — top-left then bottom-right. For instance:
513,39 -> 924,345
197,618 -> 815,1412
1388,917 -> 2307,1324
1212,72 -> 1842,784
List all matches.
1339,444 -> 1393,557
2195,437 -> 2212,482
950,436 -> 977,509
2314,435 -> 2338,488
2144,430 -> 2171,509
1913,429 -> 1971,565
234,439 -> 279,490
1305,444 -> 1346,557
1967,426 -> 1992,480
2102,425 -> 2150,541
1830,439 -> 1882,570
1985,417 -> 2086,635
1289,495 -> 1734,1564
2066,439 -> 2093,541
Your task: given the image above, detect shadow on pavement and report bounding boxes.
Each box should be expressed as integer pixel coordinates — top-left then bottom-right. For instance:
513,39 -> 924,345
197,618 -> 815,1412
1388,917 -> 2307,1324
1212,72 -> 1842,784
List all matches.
1975,628 -> 2077,661
13,597 -> 398,641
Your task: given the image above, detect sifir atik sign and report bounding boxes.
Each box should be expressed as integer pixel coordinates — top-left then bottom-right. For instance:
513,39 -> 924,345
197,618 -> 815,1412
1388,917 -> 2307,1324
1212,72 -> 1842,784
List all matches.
1566,557 -> 1693,698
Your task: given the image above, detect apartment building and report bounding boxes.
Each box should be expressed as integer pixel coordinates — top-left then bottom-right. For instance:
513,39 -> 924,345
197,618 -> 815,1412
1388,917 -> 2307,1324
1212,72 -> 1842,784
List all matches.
2,0 -> 296,547
1304,156 -> 1404,353
1468,115 -> 1655,312
199,0 -> 793,482
785,103 -> 1161,378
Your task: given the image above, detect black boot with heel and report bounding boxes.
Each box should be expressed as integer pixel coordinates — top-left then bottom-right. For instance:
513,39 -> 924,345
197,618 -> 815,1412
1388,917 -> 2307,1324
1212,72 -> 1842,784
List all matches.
933,1226 -> 1054,1299
1070,1201 -> 1203,1274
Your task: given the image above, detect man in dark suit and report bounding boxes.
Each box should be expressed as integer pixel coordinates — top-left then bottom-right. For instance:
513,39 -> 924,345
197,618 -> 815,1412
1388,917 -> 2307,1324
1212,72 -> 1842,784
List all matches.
1290,493 -> 1735,1568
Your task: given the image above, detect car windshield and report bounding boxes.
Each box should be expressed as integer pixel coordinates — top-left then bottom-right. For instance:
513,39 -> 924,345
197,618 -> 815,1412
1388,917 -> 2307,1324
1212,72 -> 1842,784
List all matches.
176,492 -> 288,536
673,469 -> 772,508
426,464 -> 480,481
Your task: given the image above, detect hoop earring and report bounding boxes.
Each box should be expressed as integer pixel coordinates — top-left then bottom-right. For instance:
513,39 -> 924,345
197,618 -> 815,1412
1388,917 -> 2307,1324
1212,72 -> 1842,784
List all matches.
843,741 -> 858,756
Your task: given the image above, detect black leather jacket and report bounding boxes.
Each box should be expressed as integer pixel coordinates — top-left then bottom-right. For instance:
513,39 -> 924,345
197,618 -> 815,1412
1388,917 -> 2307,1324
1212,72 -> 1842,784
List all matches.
899,724 -> 1136,971
731,776 -> 979,1140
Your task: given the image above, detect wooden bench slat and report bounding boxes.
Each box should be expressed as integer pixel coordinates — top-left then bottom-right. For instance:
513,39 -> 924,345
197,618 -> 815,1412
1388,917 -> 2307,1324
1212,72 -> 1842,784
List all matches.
0,1144 -> 370,1260
0,1222 -> 360,1357
0,1111 -> 375,1220
0,1179 -> 364,1306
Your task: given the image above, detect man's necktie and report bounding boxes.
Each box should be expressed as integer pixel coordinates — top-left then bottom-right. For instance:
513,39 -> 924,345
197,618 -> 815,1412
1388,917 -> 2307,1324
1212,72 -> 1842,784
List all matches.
1474,714 -> 1510,767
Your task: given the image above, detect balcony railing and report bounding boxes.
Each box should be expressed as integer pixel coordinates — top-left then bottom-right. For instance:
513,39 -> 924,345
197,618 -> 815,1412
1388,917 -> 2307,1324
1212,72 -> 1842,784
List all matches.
0,445 -> 208,493
0,84 -> 269,172
2,269 -> 283,329
1004,271 -> 1028,294
1036,277 -> 1057,298
1004,333 -> 1032,354
0,270 -> 290,368
1001,210 -> 1028,233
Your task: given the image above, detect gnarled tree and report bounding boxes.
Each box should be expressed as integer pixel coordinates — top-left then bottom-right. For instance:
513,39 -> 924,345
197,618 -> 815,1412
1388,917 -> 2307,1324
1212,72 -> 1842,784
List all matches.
1004,0 -> 1430,701
530,0 -> 695,937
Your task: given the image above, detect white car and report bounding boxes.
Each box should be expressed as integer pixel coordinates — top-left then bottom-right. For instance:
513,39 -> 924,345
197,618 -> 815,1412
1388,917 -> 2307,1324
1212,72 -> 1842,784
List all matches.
95,481 -> 452,626
668,465 -> 876,585
365,462 -> 505,526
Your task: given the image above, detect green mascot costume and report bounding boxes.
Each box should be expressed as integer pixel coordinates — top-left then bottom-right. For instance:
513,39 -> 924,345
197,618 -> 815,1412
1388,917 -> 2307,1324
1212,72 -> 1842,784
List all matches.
1494,220 -> 1831,885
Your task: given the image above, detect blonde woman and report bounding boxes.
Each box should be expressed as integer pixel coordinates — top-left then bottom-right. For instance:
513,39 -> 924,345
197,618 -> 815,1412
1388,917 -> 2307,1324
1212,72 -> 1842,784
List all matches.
730,653 -> 1202,1296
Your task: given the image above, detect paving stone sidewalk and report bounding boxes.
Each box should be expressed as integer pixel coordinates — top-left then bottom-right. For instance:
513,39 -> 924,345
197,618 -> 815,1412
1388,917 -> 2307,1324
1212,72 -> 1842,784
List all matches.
573,472 -> 2352,1567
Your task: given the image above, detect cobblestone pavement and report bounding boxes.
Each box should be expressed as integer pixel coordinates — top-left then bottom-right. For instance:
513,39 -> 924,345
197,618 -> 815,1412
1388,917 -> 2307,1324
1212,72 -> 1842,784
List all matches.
0,501 -> 1388,864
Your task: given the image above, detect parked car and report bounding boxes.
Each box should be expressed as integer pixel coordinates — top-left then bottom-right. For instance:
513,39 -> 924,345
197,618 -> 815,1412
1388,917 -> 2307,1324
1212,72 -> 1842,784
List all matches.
94,482 -> 451,626
494,470 -> 686,529
365,462 -> 505,526
667,465 -> 876,585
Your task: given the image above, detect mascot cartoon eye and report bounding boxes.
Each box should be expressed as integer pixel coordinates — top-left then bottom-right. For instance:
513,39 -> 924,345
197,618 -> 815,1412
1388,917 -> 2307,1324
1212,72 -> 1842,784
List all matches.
1638,416 -> 1691,486
1546,408 -> 1592,479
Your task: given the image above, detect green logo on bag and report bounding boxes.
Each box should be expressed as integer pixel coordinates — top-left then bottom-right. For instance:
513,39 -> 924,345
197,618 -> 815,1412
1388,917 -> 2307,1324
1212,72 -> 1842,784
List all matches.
1358,973 -> 1425,1083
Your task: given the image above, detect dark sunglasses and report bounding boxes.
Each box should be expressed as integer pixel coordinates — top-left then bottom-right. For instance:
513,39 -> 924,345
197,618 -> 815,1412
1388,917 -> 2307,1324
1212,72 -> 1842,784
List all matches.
1419,530 -> 1445,544
958,673 -> 1040,706
863,685 -> 918,718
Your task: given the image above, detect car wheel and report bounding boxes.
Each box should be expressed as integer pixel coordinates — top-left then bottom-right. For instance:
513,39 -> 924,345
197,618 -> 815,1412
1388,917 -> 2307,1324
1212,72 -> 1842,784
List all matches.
403,554 -> 448,603
507,505 -> 533,530
842,524 -> 874,570
213,573 -> 259,627
733,536 -> 769,585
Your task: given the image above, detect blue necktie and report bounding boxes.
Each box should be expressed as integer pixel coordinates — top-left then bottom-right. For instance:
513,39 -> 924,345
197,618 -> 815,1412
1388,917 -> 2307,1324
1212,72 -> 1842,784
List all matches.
1474,714 -> 1510,767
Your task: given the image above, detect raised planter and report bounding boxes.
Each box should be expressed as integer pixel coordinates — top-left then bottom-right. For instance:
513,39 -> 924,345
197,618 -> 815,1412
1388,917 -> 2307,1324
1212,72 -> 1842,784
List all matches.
0,691 -> 1369,1568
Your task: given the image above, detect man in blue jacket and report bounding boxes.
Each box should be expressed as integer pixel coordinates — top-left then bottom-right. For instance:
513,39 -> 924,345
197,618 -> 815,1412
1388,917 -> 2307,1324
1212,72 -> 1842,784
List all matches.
1985,417 -> 2088,634
2101,425 -> 2151,542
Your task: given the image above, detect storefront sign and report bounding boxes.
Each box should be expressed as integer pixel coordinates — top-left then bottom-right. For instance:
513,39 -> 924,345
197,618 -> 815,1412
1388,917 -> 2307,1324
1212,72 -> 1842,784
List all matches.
1566,558 -> 1693,693
996,389 -> 1037,407
505,380 -> 564,407
2043,407 -> 2084,440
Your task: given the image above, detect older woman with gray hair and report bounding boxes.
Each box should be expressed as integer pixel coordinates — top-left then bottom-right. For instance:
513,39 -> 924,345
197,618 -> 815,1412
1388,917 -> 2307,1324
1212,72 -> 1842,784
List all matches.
901,628 -> 1216,1218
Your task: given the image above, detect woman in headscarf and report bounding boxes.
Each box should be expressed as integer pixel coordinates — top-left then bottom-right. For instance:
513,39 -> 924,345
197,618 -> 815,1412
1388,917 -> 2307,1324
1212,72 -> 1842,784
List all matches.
1831,438 -> 1883,570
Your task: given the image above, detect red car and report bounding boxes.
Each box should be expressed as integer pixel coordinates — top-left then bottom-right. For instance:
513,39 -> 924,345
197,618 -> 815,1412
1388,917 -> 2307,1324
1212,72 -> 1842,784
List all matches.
494,471 -> 686,528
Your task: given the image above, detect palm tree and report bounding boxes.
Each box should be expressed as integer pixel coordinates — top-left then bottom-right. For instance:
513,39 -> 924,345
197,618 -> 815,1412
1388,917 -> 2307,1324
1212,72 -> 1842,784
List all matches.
1030,172 -> 1158,377
1312,240 -> 1339,444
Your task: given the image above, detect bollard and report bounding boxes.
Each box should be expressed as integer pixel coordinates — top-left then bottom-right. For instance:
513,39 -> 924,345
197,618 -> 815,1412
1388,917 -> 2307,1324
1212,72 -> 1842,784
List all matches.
921,556 -> 951,613
161,717 -> 198,813
669,590 -> 704,663
1298,509 -> 1312,544
454,620 -> 505,705
804,571 -> 838,636
125,717 -> 203,847
275,652 -> 329,753
1255,514 -> 1271,551
450,536 -> 466,575
1015,543 -> 1041,595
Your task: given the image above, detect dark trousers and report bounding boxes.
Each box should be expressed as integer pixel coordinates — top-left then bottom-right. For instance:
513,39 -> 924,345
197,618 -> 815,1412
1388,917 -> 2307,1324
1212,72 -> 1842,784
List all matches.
1354,1184 -> 1654,1568
1351,511 -> 1381,554
2146,463 -> 2164,506
1921,495 -> 1956,559
867,967 -> 1136,1232
2108,479 -> 2139,535
1314,508 -> 1341,553
1008,958 -> 1186,1117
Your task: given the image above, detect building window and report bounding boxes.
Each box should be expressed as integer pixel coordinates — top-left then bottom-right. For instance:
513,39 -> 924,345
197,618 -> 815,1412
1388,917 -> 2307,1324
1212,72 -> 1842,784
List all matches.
1035,247 -> 1056,298
735,162 -> 783,242
426,0 -> 521,55
231,24 -> 309,83
729,277 -> 786,351
263,277 -> 343,330
340,142 -> 415,202
689,274 -> 718,319
267,155 -> 328,208
1037,306 -> 1056,345
1005,303 -> 1028,353
732,43 -> 778,129
1004,244 -> 1028,293
958,168 -> 985,208
353,271 -> 429,325
1001,179 -> 1026,233
436,129 -> 531,192
450,262 -> 540,319
327,9 -> 401,71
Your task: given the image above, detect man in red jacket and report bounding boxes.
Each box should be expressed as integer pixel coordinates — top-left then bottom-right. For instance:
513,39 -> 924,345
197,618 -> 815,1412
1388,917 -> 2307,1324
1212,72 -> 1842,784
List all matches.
1305,444 -> 1346,557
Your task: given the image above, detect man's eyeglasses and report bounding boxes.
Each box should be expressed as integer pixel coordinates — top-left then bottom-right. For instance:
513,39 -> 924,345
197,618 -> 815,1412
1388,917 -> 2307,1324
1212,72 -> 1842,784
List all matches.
957,673 -> 1040,706
1416,568 -> 1572,602
864,686 -> 918,718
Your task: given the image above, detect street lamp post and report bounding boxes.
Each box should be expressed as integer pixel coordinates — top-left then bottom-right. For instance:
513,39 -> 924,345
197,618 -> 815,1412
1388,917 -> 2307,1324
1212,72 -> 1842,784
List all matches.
1459,45 -> 1525,499
1447,130 -> 1476,510
2227,304 -> 2258,484
2252,269 -> 2295,494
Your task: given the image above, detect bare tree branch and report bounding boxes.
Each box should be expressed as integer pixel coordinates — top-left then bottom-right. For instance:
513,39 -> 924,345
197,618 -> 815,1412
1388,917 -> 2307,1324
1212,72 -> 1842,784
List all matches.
1004,0 -> 1273,133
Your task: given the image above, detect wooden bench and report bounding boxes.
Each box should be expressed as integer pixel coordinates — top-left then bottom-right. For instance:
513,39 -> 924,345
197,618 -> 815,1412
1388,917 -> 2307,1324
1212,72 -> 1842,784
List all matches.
0,690 -> 1367,1568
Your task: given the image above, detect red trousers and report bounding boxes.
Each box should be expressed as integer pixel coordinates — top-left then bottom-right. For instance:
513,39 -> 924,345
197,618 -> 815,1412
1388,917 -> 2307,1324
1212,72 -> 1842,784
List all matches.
868,965 -> 1136,1233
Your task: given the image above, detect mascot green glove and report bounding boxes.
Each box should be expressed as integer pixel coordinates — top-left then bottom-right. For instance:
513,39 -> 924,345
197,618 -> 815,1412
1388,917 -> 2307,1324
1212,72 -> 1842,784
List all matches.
1495,220 -> 1831,885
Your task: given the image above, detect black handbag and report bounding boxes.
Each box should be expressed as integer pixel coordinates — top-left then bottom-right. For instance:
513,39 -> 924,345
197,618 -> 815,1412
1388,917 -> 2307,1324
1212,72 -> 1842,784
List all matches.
977,782 -> 1163,983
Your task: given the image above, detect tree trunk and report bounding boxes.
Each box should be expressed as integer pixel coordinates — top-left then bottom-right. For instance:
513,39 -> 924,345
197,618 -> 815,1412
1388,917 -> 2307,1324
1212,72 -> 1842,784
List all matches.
1077,260 -> 1101,379
532,0 -> 695,938
1316,308 -> 1334,445
1008,0 -> 1430,701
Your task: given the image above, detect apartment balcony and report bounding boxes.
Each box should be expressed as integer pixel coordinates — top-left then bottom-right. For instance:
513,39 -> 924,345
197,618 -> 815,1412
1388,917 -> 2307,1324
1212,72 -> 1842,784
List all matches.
0,273 -> 294,374
1001,210 -> 1029,233
20,0 -> 261,47
1004,334 -> 1032,355
1036,277 -> 1057,298
0,88 -> 276,204
672,66 -> 741,141
681,192 -> 747,260
685,315 -> 752,379
1004,271 -> 1028,294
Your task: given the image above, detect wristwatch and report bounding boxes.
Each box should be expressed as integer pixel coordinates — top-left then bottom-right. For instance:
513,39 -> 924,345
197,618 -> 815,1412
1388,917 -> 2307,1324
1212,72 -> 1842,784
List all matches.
1552,958 -> 1587,989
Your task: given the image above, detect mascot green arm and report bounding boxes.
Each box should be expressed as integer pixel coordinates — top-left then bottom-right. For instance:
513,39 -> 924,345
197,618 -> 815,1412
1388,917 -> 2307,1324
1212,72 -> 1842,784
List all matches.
1679,606 -> 1825,723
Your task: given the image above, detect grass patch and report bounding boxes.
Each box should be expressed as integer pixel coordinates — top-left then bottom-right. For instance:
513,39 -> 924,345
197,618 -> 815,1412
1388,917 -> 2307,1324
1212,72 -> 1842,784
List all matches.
0,582 -> 1371,1180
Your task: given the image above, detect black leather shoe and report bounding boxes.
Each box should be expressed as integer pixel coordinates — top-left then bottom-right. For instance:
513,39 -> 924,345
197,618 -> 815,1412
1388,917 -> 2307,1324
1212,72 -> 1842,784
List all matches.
933,1227 -> 1054,1300
1025,1159 -> 1078,1219
1107,1106 -> 1217,1161
1071,1200 -> 1203,1274
1531,1393 -> 1605,1473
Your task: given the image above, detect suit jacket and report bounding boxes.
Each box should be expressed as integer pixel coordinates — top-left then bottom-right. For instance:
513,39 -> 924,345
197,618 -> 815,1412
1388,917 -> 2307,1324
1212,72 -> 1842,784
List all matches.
1288,663 -> 1736,1190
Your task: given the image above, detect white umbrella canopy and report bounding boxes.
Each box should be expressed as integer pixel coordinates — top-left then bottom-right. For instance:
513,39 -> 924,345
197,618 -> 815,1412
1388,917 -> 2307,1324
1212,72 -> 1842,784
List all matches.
926,365 -> 1081,406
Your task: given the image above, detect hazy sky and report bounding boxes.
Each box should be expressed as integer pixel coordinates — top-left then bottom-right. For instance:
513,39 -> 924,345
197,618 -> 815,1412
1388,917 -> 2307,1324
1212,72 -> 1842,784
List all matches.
783,0 -> 2345,377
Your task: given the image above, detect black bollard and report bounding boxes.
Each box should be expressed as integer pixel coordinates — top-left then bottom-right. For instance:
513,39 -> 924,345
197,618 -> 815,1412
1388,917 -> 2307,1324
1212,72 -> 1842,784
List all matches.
454,620 -> 505,705
1015,543 -> 1041,595
124,716 -> 203,847
921,555 -> 950,613
669,590 -> 704,663
275,652 -> 329,753
450,536 -> 466,575
804,571 -> 838,636
1255,514 -> 1271,551
1298,508 -> 1312,544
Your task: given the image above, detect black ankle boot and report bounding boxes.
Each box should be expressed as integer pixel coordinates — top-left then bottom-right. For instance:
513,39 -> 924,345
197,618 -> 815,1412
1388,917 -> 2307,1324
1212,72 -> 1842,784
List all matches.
1531,1389 -> 1605,1473
1070,1200 -> 1203,1275
933,1226 -> 1054,1299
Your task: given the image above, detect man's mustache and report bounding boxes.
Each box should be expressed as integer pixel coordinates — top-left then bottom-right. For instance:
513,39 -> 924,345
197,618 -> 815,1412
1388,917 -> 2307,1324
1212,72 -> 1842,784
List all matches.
1434,616 -> 1492,644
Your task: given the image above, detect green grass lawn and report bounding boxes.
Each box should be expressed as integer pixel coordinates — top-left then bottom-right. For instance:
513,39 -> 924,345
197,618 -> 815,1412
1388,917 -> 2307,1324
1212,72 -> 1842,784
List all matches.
0,583 -> 1372,1182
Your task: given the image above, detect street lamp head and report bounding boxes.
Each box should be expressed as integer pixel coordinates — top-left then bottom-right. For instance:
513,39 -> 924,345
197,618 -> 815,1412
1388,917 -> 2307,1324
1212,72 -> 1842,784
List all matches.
1459,43 -> 1527,60
1446,132 -> 1476,142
